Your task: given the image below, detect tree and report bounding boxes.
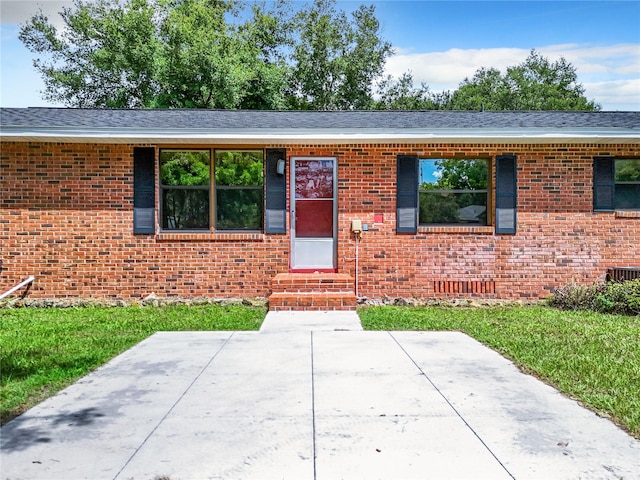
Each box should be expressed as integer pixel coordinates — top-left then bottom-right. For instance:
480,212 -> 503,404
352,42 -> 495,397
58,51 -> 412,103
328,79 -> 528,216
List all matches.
20,0 -> 163,107
451,50 -> 600,111
20,0 -> 392,110
288,0 -> 392,110
373,72 -> 439,110
236,1 -> 292,110
20,0 -> 296,109
153,0 -> 290,109
155,0 -> 250,108
615,159 -> 640,181
21,3 -> 599,112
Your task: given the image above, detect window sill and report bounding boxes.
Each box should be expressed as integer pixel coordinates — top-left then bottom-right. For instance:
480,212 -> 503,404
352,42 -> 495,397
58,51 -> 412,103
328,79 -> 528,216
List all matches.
418,225 -> 494,234
156,232 -> 265,242
615,210 -> 640,218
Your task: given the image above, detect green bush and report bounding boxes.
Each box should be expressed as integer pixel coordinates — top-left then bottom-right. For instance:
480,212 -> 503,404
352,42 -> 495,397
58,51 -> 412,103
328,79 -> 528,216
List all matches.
550,279 -> 640,315
598,279 -> 640,315
548,283 -> 605,311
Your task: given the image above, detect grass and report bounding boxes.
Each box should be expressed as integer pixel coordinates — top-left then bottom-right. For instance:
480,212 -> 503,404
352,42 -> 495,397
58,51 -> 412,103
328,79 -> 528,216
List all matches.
359,305 -> 640,438
0,304 -> 266,425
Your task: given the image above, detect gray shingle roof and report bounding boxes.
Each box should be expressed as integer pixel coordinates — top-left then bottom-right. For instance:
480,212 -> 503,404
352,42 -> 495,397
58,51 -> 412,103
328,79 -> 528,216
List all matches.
1,108 -> 639,144
2,107 -> 639,129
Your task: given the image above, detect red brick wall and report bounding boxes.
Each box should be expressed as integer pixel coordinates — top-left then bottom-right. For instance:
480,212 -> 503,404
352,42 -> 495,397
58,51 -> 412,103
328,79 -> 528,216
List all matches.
2,141 -> 639,300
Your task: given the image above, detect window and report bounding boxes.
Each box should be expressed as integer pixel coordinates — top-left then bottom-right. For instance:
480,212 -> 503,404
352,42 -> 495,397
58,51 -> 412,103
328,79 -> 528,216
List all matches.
614,159 -> 640,209
214,150 -> 264,230
594,157 -> 640,211
160,150 -> 210,230
159,149 -> 264,231
418,158 -> 489,225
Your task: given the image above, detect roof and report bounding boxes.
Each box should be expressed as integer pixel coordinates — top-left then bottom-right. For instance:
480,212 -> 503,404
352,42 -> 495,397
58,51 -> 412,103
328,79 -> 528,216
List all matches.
1,108 -> 639,145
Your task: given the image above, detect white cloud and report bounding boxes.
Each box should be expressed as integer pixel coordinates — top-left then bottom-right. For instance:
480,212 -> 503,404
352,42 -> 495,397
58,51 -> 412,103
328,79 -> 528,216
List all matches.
385,48 -> 529,91
385,43 -> 640,110
538,43 -> 640,76
584,79 -> 640,111
0,1 -> 74,27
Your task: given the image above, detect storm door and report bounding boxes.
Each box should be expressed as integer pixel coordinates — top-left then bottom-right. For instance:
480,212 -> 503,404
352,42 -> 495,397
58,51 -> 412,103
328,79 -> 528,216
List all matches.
291,157 -> 337,271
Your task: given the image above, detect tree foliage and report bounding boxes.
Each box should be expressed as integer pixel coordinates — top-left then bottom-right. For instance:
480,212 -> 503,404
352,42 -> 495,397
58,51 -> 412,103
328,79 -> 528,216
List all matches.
450,50 -> 600,111
431,159 -> 488,190
373,72 -> 438,110
160,150 -> 210,186
214,150 -> 263,186
20,0 -> 391,110
20,0 -> 163,107
289,0 -> 391,109
376,50 -> 599,111
20,0 -> 290,108
615,159 -> 640,182
21,1 -> 598,111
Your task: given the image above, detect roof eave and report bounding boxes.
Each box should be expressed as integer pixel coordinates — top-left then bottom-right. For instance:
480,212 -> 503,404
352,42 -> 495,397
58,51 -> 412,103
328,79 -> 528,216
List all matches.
1,127 -> 638,145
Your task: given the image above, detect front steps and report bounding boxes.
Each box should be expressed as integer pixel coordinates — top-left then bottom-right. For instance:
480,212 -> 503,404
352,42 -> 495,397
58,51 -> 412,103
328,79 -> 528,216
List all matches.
268,273 -> 357,311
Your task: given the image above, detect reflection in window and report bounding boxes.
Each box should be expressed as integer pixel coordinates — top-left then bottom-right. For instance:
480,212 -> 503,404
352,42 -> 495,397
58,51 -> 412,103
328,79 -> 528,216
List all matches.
295,160 -> 334,199
214,150 -> 264,230
419,158 -> 489,225
160,150 -> 210,230
614,159 -> 640,210
159,149 -> 264,231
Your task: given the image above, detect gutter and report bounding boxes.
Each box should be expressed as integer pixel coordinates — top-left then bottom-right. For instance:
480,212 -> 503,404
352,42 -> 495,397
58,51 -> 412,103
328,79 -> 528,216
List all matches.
1,127 -> 638,145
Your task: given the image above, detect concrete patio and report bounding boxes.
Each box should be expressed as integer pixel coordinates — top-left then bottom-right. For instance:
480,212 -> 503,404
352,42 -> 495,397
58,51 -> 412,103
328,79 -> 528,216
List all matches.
1,311 -> 638,479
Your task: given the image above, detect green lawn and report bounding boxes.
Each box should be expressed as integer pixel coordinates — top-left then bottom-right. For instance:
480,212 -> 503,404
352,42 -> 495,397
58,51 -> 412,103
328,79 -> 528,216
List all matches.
360,305 -> 640,438
0,304 -> 266,425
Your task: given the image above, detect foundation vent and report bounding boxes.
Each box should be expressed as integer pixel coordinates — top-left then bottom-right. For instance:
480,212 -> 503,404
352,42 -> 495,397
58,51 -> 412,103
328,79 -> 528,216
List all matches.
432,280 -> 495,295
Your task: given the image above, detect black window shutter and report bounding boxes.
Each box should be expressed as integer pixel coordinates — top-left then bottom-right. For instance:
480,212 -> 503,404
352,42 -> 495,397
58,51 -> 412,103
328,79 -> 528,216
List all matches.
593,157 -> 615,211
396,155 -> 418,233
495,155 -> 517,235
133,147 -> 155,234
265,148 -> 287,233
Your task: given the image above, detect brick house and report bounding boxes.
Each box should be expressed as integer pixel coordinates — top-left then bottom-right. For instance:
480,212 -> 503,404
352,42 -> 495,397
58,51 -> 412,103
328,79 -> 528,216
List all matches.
1,108 -> 639,309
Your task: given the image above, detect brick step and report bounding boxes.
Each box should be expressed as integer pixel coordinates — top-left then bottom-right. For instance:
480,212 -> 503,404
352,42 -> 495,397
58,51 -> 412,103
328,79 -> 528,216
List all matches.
268,292 -> 357,311
269,273 -> 356,311
271,273 -> 354,293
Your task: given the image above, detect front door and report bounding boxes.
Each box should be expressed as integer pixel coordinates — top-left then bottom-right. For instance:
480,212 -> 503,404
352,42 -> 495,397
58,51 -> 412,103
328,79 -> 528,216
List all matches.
291,157 -> 337,271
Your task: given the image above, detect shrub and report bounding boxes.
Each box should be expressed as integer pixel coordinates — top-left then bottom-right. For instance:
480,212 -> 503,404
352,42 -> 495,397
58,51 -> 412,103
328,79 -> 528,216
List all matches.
598,279 -> 640,315
548,283 -> 605,311
550,279 -> 640,315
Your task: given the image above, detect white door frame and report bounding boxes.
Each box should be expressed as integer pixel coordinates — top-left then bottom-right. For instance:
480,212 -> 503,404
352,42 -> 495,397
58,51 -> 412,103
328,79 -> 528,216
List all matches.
290,157 -> 338,271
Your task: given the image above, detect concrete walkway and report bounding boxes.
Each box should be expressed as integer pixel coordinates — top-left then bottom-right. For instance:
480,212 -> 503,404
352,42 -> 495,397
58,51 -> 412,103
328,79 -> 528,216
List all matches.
1,312 -> 638,479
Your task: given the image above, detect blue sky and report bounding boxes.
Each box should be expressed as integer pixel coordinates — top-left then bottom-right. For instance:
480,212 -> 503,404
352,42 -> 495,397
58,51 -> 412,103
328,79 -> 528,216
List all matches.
1,0 -> 639,109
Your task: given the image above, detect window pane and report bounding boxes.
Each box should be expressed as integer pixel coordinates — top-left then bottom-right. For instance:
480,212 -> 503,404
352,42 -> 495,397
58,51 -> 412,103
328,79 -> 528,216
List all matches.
162,189 -> 209,229
160,150 -> 210,186
614,159 -> 640,210
419,158 -> 489,225
615,184 -> 640,210
295,160 -> 334,199
419,192 -> 488,225
615,159 -> 640,182
216,189 -> 264,230
215,151 -> 264,186
295,199 -> 333,237
420,158 -> 488,190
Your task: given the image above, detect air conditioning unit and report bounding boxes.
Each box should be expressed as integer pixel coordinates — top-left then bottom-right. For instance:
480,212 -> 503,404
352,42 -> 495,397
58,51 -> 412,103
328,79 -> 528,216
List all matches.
606,267 -> 640,283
